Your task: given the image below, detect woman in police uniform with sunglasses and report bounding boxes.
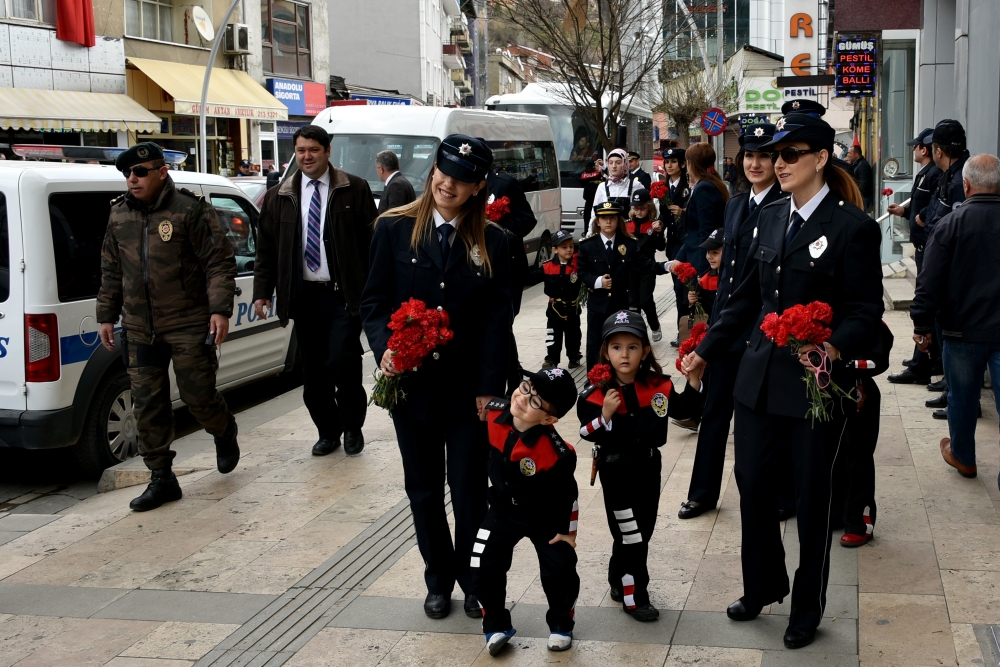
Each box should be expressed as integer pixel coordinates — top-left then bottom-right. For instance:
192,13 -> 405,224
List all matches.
682,108 -> 883,650
361,135 -> 511,622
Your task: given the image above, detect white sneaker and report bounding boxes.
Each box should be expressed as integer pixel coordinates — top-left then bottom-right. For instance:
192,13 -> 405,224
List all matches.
547,631 -> 573,651
486,628 -> 516,656
652,328 -> 663,342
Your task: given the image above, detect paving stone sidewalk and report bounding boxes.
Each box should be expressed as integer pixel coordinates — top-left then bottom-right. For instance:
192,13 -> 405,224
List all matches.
0,276 -> 998,667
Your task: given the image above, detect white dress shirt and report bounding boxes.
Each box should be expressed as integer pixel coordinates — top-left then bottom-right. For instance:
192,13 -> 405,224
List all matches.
789,182 -> 830,230
432,209 -> 459,247
595,232 -> 616,289
301,168 -> 332,281
591,177 -> 644,223
750,182 -> 775,208
384,170 -> 398,187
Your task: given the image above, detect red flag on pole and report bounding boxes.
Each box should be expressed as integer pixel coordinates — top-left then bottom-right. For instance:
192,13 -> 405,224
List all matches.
56,0 -> 96,48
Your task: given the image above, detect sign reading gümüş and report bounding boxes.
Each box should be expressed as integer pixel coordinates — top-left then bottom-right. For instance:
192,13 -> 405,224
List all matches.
835,37 -> 877,97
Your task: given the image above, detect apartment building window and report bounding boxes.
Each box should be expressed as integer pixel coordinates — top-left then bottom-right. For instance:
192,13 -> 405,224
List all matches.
0,0 -> 57,23
125,0 -> 173,42
261,0 -> 311,78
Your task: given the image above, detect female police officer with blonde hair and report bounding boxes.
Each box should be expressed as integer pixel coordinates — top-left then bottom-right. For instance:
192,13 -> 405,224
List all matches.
361,135 -> 511,621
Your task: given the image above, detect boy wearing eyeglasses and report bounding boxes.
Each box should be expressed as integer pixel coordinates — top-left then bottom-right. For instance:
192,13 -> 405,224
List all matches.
474,369 -> 581,656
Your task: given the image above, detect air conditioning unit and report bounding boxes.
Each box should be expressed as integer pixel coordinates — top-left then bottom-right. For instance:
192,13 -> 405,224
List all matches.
224,23 -> 250,54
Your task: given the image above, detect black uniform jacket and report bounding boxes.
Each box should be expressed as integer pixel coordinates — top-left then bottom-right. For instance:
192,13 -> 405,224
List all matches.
360,215 -> 512,419
525,256 -> 582,315
577,375 -> 703,457
625,216 -> 666,258
696,191 -> 884,419
714,185 -> 787,351
577,233 -> 664,313
660,179 -> 690,259
677,181 -> 725,274
487,171 -> 537,314
631,167 -> 652,191
486,399 -> 578,536
902,162 -> 941,248
377,173 -> 417,216
911,194 -> 1000,343
923,151 -> 969,232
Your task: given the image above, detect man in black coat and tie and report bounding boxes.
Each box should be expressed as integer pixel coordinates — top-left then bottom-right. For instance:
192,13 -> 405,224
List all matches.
375,150 -> 416,216
628,151 -> 652,191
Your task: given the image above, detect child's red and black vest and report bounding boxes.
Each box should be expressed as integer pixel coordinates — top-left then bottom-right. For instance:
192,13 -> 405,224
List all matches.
486,398 -> 579,535
577,374 -> 703,459
540,255 -> 582,310
625,216 -> 665,257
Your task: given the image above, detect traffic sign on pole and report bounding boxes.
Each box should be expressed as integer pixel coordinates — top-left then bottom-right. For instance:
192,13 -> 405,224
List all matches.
701,107 -> 728,136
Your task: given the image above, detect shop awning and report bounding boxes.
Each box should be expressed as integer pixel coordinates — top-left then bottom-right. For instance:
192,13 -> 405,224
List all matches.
127,58 -> 288,121
0,88 -> 162,133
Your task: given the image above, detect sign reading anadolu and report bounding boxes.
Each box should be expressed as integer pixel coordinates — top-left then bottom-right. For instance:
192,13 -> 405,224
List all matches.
266,78 -> 328,115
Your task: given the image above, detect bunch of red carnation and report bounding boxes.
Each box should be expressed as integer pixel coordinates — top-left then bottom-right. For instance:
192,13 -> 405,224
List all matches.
648,181 -> 668,200
587,363 -> 612,388
676,321 -> 708,371
673,261 -> 707,320
881,187 -> 894,197
486,195 -> 511,223
370,298 -> 454,411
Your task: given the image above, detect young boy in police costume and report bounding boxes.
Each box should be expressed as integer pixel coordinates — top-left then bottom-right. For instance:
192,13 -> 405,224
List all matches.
474,368 -> 581,656
525,230 -> 583,369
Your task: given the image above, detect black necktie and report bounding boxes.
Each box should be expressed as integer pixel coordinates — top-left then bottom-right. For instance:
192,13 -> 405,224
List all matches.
606,239 -> 614,264
748,196 -> 758,215
784,212 -> 804,250
440,223 -> 453,263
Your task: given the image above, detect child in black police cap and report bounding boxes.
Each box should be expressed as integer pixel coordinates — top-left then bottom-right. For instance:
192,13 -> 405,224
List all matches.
475,368 -> 581,656
626,188 -> 666,340
525,230 -> 583,369
688,227 -> 724,323
577,310 -> 703,622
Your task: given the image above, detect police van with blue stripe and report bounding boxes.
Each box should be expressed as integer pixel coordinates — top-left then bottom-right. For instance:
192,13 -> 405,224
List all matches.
0,146 -> 296,475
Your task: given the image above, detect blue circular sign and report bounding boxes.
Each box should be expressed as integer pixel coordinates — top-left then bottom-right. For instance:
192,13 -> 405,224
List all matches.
701,107 -> 728,136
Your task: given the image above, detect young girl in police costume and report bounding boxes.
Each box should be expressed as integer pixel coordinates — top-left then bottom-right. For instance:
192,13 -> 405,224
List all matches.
360,135 -> 511,621
577,310 -> 703,622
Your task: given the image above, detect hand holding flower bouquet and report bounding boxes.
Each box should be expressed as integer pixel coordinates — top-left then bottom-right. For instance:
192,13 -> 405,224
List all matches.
673,261 -> 707,321
759,301 -> 853,424
586,363 -> 613,486
648,181 -> 675,221
676,321 -> 708,372
370,298 -> 454,412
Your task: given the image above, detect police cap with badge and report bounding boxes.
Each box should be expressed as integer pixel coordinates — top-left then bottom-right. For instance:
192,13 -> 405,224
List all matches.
436,134 -> 493,183
551,229 -> 575,248
602,309 -> 649,344
663,147 -> 686,162
627,151 -> 642,161
932,119 -> 966,150
630,188 -> 652,207
780,99 -> 827,117
762,107 -> 836,153
594,201 -> 625,217
522,367 -> 578,418
699,227 -> 725,250
739,123 -> 777,152
116,142 -> 164,172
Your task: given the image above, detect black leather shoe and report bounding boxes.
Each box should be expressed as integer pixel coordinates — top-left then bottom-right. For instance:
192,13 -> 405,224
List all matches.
888,368 -> 931,384
424,593 -> 451,619
927,378 -> 947,392
777,508 -> 795,522
609,586 -> 623,603
783,626 -> 816,649
933,408 -> 947,420
130,468 -> 182,512
678,500 -> 712,520
344,430 -> 365,456
214,418 -> 240,474
568,358 -> 582,369
901,357 -> 917,367
311,437 -> 341,456
726,598 -> 763,621
926,394 -> 947,409
669,336 -> 680,348
626,604 -> 659,621
464,594 -> 482,618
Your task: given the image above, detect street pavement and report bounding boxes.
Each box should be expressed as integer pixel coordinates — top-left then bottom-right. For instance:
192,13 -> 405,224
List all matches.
0,274 -> 998,667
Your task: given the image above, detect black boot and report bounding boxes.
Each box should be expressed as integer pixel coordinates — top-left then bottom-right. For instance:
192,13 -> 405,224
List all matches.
214,418 -> 240,474
130,468 -> 183,512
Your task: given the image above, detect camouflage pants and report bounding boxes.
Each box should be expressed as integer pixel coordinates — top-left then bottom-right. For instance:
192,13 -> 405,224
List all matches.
126,327 -> 232,470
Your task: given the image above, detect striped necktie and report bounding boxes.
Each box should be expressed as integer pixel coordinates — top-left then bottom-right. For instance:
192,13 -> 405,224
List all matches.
304,179 -> 322,272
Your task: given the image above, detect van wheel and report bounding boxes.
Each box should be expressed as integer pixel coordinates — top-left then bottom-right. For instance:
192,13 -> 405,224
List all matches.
534,233 -> 552,268
75,370 -> 139,477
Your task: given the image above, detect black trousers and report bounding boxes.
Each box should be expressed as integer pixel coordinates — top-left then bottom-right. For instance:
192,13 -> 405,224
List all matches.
586,307 -> 609,370
733,400 -> 846,632
292,284 -> 366,439
506,333 -> 522,396
671,273 -> 690,322
629,271 -> 660,332
834,378 -> 880,536
473,508 -> 579,634
600,449 -> 661,609
545,305 -> 582,365
687,350 -> 742,506
392,410 -> 488,596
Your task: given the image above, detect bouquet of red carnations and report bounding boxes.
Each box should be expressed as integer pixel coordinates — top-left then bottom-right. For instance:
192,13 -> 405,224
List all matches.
370,298 -> 454,412
759,301 -> 853,424
673,261 -> 708,321
648,181 -> 676,222
676,321 -> 708,372
486,196 -> 511,223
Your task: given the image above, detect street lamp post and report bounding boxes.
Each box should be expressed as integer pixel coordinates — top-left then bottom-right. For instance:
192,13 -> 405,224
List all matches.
199,0 -> 241,173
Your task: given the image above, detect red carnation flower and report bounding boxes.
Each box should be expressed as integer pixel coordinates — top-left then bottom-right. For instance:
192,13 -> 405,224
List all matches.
673,261 -> 698,285
486,196 -> 511,223
881,187 -> 893,197
587,363 -> 612,388
648,181 -> 668,200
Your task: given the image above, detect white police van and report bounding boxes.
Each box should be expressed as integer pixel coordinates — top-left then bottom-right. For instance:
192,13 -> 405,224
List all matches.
309,105 -> 562,267
0,149 -> 295,476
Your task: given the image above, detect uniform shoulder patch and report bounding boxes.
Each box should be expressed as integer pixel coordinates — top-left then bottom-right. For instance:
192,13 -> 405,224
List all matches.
548,430 -> 576,457
177,187 -> 205,201
579,383 -> 599,399
110,193 -> 126,206
486,397 -> 509,412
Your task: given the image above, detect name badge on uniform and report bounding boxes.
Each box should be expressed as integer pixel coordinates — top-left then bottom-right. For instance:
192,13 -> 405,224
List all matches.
618,244 -> 626,256
808,235 -> 828,258
651,393 -> 668,418
520,458 -> 536,476
570,273 -> 578,283
487,194 -> 496,205
158,221 -> 173,242
471,244 -> 484,267
753,226 -> 758,238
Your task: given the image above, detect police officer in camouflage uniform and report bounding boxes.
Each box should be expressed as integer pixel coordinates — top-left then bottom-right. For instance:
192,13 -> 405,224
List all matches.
97,142 -> 239,512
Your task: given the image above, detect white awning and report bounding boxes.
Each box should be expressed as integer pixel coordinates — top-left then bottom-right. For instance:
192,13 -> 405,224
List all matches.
0,87 -> 162,133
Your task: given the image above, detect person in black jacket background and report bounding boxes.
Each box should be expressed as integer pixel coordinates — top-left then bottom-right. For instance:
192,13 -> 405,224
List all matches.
361,134 -> 511,622
525,230 -> 583,369
922,119 -> 969,235
846,145 -> 874,212
626,189 -> 665,337
628,151 -> 652,191
660,147 -> 690,346
375,150 -> 417,216
683,110 -> 883,650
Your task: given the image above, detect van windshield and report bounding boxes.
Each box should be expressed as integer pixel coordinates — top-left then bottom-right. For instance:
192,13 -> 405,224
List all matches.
328,135 -> 439,198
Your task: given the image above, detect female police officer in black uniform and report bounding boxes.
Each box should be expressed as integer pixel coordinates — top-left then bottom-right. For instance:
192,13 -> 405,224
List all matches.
361,135 -> 511,620
682,111 -> 883,649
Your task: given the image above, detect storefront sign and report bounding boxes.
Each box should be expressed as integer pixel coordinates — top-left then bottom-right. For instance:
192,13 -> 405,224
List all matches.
835,37 -> 877,97
784,0 -> 818,78
266,78 -> 328,116
740,77 -> 782,113
181,102 -> 286,120
277,121 -> 311,138
737,114 -> 771,131
349,94 -> 412,106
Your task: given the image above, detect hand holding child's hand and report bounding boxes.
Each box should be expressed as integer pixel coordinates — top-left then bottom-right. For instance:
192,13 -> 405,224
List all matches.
686,362 -> 703,391
549,533 -> 577,549
602,389 -> 621,421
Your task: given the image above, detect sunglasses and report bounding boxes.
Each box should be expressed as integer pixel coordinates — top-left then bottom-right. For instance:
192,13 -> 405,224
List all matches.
769,147 -> 819,165
122,165 -> 157,178
518,381 -> 551,414
805,349 -> 832,389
